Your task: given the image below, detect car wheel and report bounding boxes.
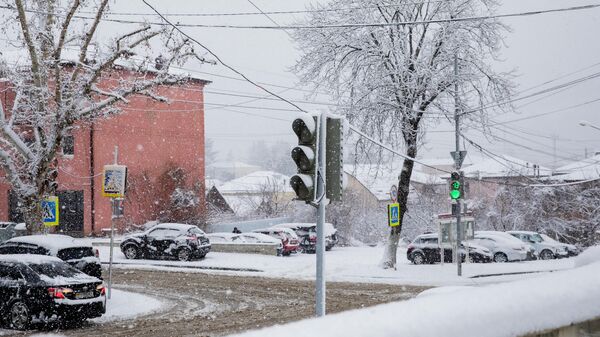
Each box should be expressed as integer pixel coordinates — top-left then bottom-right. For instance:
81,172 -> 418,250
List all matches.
540,249 -> 554,260
177,248 -> 192,261
493,252 -> 508,263
9,302 -> 30,330
468,255 -> 476,263
412,252 -> 425,265
123,245 -> 139,259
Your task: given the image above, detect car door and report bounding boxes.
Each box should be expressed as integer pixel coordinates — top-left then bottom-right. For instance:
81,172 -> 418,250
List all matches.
147,228 -> 181,257
0,263 -> 24,312
421,238 -> 439,262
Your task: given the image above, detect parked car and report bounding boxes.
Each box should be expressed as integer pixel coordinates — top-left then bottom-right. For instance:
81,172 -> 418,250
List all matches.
0,254 -> 106,330
471,232 -> 529,262
120,223 -> 211,261
476,231 -> 538,260
206,232 -> 284,255
407,233 -> 468,264
507,231 -> 569,260
539,234 -> 579,257
252,227 -> 300,256
272,223 -> 338,253
0,234 -> 102,279
0,222 -> 17,243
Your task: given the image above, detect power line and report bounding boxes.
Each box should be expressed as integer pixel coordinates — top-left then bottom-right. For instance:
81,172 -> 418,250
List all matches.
78,1 -> 450,18
142,0 -> 307,115
4,3 -> 600,30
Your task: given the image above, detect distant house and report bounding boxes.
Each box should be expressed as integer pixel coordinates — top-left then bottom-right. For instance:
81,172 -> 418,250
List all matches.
461,154 -> 551,200
216,171 -> 294,217
206,161 -> 262,181
549,154 -> 600,182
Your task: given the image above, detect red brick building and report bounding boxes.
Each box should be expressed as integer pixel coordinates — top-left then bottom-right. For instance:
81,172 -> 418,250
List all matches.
0,72 -> 209,236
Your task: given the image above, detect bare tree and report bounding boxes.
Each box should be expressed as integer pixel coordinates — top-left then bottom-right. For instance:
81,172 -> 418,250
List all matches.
293,0 -> 513,268
0,0 -> 201,233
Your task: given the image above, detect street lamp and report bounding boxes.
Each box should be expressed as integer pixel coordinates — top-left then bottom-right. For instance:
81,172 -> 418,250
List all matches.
579,120 -> 600,132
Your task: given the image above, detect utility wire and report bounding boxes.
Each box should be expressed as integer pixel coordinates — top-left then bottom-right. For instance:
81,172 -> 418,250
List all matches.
4,3 -> 600,29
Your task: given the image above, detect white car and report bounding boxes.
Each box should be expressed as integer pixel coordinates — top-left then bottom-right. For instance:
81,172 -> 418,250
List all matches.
539,234 -> 579,257
471,233 -> 528,262
206,232 -> 284,255
477,230 -> 538,260
507,231 -> 569,260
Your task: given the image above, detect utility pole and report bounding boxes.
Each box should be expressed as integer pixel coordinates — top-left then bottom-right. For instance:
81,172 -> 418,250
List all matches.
453,54 -> 462,277
315,113 -> 327,317
108,145 -> 118,300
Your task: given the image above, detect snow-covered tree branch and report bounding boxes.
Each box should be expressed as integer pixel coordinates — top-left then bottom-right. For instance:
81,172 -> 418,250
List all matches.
0,0 -> 201,233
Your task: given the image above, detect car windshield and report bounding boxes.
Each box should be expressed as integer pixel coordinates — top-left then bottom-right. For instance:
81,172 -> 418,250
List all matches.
189,228 -> 205,236
530,234 -> 543,243
57,247 -> 94,260
27,261 -> 81,278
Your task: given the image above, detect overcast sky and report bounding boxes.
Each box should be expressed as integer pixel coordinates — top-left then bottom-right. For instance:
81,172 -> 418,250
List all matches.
128,0 -> 599,169
7,0 -> 600,170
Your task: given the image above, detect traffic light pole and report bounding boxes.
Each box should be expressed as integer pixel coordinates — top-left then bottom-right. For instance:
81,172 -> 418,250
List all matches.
315,112 -> 327,317
454,54 -> 462,277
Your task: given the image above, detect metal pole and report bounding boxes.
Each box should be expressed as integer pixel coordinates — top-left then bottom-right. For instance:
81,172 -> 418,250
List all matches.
108,199 -> 115,300
316,112 -> 327,317
108,145 -> 118,299
454,55 -> 462,277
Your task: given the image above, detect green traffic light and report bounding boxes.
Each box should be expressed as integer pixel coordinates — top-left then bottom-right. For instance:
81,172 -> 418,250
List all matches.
450,189 -> 461,200
452,181 -> 460,189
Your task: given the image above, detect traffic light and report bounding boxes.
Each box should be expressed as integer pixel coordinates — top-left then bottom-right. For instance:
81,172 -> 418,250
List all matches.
290,116 -> 318,202
325,116 -> 344,201
449,171 -> 462,200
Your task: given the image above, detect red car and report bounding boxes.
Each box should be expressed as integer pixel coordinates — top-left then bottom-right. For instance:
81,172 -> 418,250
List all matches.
252,228 -> 300,256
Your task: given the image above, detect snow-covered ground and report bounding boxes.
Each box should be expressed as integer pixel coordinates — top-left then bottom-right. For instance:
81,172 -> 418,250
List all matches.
95,244 -> 576,286
228,248 -> 600,337
0,288 -> 165,336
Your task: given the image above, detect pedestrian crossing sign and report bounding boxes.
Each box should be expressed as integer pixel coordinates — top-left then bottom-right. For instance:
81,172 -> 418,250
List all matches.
42,196 -> 59,227
388,203 -> 400,227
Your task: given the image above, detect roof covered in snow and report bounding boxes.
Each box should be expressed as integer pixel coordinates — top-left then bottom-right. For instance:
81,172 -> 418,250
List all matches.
461,155 -> 551,178
345,163 -> 445,201
6,234 -> 92,255
219,171 -> 292,194
0,48 -> 210,83
550,155 -> 600,181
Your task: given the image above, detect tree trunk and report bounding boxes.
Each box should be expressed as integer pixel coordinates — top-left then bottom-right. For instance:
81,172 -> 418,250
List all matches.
381,136 -> 418,269
23,195 -> 45,235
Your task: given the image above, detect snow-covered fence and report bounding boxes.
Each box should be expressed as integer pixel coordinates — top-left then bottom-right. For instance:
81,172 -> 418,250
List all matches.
227,247 -> 600,337
210,242 -> 280,256
208,217 -> 292,233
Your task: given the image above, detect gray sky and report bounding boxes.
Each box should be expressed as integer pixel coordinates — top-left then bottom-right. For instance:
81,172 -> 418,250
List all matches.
129,0 -> 599,169
8,0 -> 600,169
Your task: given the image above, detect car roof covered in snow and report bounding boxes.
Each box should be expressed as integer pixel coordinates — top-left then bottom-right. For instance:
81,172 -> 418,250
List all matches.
5,234 -> 91,255
253,227 -> 299,236
0,253 -> 63,264
273,223 -> 337,236
506,230 -> 538,235
152,223 -> 199,232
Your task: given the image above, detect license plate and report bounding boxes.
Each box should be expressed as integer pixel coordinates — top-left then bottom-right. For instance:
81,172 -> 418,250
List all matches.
75,291 -> 94,299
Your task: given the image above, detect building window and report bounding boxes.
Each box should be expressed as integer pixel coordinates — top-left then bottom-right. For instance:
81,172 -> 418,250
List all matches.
62,134 -> 74,156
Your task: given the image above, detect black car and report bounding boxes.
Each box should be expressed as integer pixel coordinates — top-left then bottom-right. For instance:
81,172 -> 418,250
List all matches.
120,223 -> 211,261
407,234 -> 479,264
0,234 -> 102,279
0,254 -> 106,330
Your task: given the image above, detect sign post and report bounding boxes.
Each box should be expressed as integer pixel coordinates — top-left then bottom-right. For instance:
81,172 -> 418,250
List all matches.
42,196 -> 59,227
103,146 -> 127,300
387,203 -> 400,228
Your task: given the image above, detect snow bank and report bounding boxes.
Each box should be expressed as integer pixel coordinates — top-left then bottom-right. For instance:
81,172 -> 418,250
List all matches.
575,245 -> 600,267
93,289 -> 165,323
227,260 -> 600,337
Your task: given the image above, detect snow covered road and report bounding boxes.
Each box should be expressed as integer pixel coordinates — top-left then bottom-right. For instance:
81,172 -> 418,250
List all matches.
94,245 -> 576,286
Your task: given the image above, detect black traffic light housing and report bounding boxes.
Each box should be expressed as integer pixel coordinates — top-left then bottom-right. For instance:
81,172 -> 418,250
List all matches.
449,171 -> 463,200
290,116 -> 318,202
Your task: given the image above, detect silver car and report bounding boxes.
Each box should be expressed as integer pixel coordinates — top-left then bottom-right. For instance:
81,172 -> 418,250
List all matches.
508,231 -> 569,260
